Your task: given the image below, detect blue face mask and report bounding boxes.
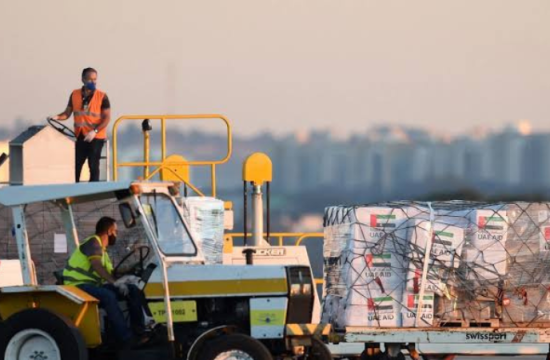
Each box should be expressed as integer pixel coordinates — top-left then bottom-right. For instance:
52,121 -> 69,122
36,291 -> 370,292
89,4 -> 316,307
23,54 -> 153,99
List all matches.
85,82 -> 96,91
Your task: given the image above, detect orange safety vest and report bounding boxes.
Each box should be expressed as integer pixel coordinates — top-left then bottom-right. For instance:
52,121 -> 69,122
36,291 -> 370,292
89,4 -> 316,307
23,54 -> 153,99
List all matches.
71,88 -> 107,139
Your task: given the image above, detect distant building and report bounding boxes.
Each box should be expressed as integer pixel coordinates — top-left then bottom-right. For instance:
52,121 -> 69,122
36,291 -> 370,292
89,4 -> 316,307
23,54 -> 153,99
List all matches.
522,133 -> 550,190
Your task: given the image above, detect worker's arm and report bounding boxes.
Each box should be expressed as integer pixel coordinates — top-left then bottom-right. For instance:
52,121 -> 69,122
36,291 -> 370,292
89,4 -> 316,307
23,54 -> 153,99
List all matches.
94,94 -> 111,132
95,107 -> 111,132
49,95 -> 73,121
90,258 -> 116,284
54,105 -> 73,121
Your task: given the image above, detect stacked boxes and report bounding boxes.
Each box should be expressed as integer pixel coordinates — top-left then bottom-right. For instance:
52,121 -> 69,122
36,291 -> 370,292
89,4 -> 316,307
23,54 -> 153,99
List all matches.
402,292 -> 435,327
182,197 -> 225,264
322,202 -> 550,328
322,206 -> 410,328
462,209 -> 508,283
502,284 -> 550,325
405,219 -> 464,296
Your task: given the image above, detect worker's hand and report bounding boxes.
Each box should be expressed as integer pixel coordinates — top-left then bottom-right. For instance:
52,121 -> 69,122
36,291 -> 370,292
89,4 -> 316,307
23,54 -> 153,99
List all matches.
114,276 -> 129,286
115,274 -> 140,285
84,131 -> 96,142
122,275 -> 140,284
47,115 -> 59,121
115,282 -> 129,297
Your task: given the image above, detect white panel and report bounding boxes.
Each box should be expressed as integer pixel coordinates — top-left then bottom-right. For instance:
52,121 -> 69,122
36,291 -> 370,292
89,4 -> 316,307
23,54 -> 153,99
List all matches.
24,127 -> 74,185
0,260 -> 24,286
0,181 -> 132,206
150,263 -> 288,283
250,297 -> 287,339
223,246 -> 321,324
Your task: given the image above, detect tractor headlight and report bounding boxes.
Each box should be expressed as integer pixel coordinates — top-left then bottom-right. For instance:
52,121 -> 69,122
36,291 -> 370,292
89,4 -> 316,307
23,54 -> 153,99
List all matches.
290,284 -> 302,296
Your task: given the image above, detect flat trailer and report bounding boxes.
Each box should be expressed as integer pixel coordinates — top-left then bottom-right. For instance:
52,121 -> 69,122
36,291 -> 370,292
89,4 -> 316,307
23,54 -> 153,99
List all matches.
325,327 -> 550,359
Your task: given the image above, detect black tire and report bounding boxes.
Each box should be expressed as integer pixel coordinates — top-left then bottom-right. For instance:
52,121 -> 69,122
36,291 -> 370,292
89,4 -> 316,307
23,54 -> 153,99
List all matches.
0,308 -> 88,360
360,347 -> 382,360
302,337 -> 331,360
198,333 -> 273,360
378,352 -> 405,360
421,356 -> 455,360
389,352 -> 405,360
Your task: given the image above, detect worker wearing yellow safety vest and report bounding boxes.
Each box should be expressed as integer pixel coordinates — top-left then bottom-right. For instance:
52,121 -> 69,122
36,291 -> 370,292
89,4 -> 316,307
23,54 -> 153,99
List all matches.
48,67 -> 111,182
63,217 -> 149,346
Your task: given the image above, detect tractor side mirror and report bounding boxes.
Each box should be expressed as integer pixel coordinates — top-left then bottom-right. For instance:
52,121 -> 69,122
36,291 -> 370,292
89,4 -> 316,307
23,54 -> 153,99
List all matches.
119,203 -> 136,228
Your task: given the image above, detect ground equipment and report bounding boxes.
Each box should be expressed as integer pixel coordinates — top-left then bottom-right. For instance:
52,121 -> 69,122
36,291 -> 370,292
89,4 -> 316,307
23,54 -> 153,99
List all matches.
0,114 -> 331,360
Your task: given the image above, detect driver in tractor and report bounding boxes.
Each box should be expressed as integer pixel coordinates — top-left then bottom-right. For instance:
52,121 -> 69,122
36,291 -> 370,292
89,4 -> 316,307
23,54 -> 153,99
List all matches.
62,216 -> 151,347
47,67 -> 110,183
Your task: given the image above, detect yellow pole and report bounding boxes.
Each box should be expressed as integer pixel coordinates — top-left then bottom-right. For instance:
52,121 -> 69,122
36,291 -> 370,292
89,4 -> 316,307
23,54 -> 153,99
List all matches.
144,131 -> 150,179
112,122 -> 119,181
161,117 -> 166,163
211,164 -> 216,198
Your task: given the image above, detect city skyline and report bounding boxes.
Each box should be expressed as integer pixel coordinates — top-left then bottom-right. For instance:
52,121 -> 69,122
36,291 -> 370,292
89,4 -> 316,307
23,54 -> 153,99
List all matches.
0,115 -> 540,143
101,118 -> 550,198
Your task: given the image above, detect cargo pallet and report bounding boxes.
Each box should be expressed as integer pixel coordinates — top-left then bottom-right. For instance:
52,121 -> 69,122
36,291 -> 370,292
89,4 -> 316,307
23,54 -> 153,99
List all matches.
437,318 -> 500,328
326,326 -> 550,359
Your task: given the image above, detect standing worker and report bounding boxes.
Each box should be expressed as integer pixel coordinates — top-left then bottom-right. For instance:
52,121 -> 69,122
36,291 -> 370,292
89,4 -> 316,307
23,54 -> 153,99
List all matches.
48,67 -> 111,182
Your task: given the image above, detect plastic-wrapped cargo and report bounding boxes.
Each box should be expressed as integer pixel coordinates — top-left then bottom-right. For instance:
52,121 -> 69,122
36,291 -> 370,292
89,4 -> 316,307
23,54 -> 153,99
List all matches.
182,197 -> 225,264
341,249 -> 407,327
406,261 -> 450,296
502,284 -> 550,325
405,220 -> 464,296
322,201 -> 550,329
401,292 -> 435,327
436,295 -> 496,323
322,205 -> 412,328
406,219 -> 465,267
506,203 -> 550,287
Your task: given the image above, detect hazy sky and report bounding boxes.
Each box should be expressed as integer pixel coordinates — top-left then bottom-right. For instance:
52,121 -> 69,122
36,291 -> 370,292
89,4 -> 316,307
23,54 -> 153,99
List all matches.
1,0 -> 549,137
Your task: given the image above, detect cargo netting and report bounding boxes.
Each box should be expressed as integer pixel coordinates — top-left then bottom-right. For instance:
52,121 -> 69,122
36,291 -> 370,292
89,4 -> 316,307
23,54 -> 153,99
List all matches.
321,201 -> 550,329
0,199 -> 145,284
0,196 -> 226,284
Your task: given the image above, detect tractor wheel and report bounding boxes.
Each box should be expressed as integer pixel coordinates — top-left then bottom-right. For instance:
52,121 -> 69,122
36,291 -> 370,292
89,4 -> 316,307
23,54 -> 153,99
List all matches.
301,337 -> 331,360
421,355 -> 455,360
360,346 -> 382,360
198,333 -> 273,360
381,352 -> 405,360
0,308 -> 88,360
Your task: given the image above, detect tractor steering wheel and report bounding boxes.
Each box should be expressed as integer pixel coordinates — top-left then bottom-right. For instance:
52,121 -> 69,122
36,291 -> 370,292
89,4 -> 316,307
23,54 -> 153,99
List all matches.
47,118 -> 76,139
113,244 -> 151,278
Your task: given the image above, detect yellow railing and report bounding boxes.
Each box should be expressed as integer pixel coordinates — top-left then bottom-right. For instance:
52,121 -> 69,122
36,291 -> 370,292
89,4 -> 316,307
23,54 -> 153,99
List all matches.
112,114 -> 232,198
224,232 -> 325,285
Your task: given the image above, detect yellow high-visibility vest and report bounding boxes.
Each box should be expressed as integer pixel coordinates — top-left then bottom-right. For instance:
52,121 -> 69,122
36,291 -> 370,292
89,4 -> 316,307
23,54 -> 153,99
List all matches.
62,235 -> 113,286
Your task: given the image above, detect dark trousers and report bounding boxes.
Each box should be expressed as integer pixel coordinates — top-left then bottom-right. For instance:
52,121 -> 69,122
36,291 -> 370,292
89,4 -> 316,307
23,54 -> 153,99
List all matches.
78,283 -> 145,342
75,135 -> 104,182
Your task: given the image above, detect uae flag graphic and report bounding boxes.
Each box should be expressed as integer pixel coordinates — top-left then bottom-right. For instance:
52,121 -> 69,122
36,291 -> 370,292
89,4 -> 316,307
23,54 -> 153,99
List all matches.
433,231 -> 454,246
413,268 -> 439,282
367,296 -> 394,311
478,215 -> 505,231
370,214 -> 397,228
365,253 -> 392,268
406,294 -> 434,309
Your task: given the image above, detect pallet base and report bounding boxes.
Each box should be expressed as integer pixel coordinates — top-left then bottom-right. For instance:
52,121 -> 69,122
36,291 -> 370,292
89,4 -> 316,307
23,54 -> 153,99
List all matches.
437,318 -> 500,328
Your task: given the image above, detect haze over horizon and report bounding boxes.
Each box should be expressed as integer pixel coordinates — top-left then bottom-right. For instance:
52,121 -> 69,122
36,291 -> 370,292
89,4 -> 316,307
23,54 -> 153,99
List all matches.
1,1 -> 549,137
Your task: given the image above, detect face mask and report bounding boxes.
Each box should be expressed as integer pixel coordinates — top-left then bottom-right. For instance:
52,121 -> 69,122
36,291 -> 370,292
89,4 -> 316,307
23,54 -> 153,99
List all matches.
108,234 -> 117,246
85,81 -> 96,91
